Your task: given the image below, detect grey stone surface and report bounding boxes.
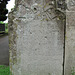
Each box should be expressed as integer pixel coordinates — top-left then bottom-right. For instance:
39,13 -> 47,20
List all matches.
8,0 -> 64,75
66,0 -> 75,11
64,0 -> 75,75
65,8 -> 75,75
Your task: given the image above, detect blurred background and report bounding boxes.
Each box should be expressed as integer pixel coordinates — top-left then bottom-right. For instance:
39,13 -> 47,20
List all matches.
0,0 -> 15,66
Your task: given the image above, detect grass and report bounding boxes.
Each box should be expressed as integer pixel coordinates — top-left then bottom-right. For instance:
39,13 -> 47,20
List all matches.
5,23 -> 8,34
0,65 -> 10,75
5,29 -> 8,34
71,67 -> 75,75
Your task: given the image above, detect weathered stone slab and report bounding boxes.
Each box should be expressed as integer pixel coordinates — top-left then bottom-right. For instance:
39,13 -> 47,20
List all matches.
65,0 -> 75,75
8,0 -> 64,75
65,12 -> 75,75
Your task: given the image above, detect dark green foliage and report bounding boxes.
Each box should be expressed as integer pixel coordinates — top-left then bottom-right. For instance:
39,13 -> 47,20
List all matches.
0,0 -> 10,21
0,15 -> 7,21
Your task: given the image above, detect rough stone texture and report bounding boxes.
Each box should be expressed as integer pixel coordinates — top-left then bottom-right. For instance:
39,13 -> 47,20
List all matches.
8,0 -> 64,75
64,0 -> 75,75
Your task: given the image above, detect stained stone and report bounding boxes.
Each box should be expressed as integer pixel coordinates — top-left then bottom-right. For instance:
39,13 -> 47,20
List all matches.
8,0 -> 64,75
64,0 -> 75,74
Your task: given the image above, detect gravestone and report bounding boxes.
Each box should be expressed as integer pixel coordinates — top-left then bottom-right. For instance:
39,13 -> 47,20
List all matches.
8,0 -> 65,75
64,0 -> 75,75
